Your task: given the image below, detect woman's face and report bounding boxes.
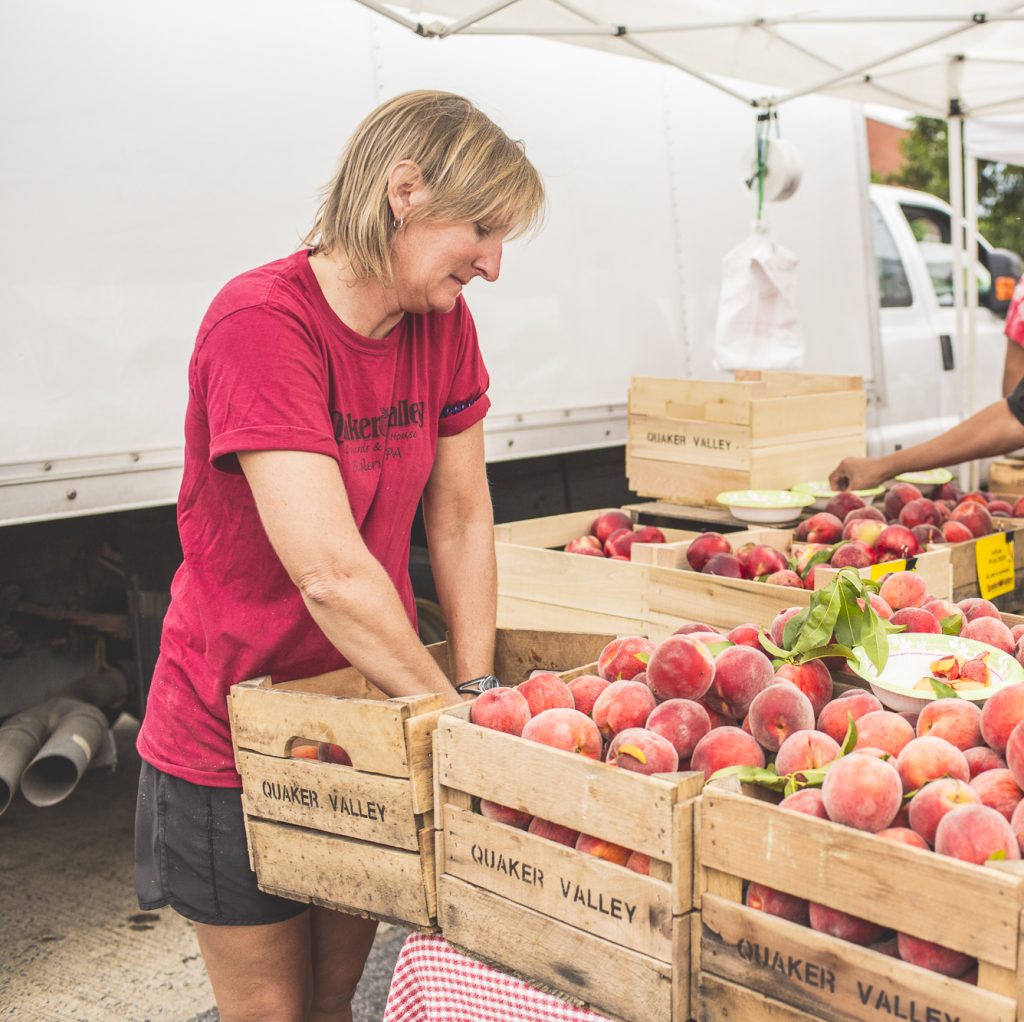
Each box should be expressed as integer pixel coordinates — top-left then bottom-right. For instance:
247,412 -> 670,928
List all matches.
390,216 -> 507,315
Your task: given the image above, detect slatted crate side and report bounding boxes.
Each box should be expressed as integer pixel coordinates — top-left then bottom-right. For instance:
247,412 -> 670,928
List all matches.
244,814 -> 437,930
627,452 -> 751,506
697,974 -> 828,1022
497,595 -> 649,636
946,519 -> 1024,607
747,392 -> 866,445
698,782 -> 1024,1012
629,376 -> 763,425
733,369 -> 865,398
494,508 -> 697,550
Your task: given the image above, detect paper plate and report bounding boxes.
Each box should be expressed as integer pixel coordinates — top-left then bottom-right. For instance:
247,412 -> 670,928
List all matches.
790,481 -> 885,510
894,468 -> 954,487
716,489 -> 814,525
850,632 -> 1024,713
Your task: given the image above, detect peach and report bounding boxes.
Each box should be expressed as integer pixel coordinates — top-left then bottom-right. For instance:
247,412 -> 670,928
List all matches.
746,882 -> 809,924
645,699 -> 711,760
896,933 -> 975,977
830,541 -> 876,570
934,803 -> 1021,864
779,787 -> 829,818
605,530 -> 642,559
320,743 -> 352,766
765,569 -> 805,589
697,698 -> 738,729
591,680 -> 656,739
845,505 -> 886,525
625,851 -> 650,875
895,736 -> 970,792
877,827 -> 929,849
289,741 -> 319,760
480,800 -> 532,830
521,707 -> 603,759
961,491 -> 990,504
817,691 -> 883,744
916,698 -> 982,750
528,817 -> 580,847
1011,798 -> 1024,854
942,520 -> 975,543
843,517 -> 885,547
899,498 -> 941,529
961,616 -> 1015,653
989,500 -> 1014,516
706,645 -> 775,717
674,621 -> 722,636
934,483 -> 964,502
1016,636 -> 1024,671
605,727 -> 679,774
592,510 -> 633,543
878,571 -> 929,611
908,778 -> 980,845
922,598 -> 963,628
855,711 -> 915,757
702,552 -> 745,578
980,683 -> 1024,753
951,501 -> 994,538
868,592 -> 894,619
871,937 -> 901,959
566,674 -> 610,717
822,753 -> 903,832
959,596 -> 1002,622
597,636 -> 656,682
795,512 -> 843,544
825,490 -> 866,520
564,534 -> 605,557
1007,719 -> 1024,790
891,805 -> 912,829
889,607 -> 941,634
575,833 -> 632,866
884,482 -> 923,521
515,672 -> 574,717
965,746 -> 1006,778
774,661 -> 832,718
725,623 -> 764,650
743,544 -> 789,579
1015,495 -> 1024,517
748,683 -> 815,751
1013,623 -> 1024,642
911,524 -> 944,547
691,726 -> 765,780
646,635 -> 716,701
470,686 -> 532,736
685,532 -> 732,572
633,525 -> 666,544
969,768 -> 1023,820
875,525 -> 920,560
769,606 -> 806,649
809,903 -> 885,946
774,729 -> 841,775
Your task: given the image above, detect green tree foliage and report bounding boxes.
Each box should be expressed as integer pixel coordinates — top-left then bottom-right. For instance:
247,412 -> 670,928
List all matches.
873,116 -> 1024,257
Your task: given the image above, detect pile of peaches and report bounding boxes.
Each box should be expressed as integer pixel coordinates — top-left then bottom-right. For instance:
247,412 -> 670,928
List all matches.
562,510 -> 666,559
690,482 -> 1021,589
469,574 -> 1024,979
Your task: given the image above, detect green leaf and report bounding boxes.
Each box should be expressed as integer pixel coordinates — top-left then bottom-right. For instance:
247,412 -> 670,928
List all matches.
708,763 -> 787,792
940,614 -> 964,636
800,546 -> 837,582
792,582 -> 844,653
989,849 -> 1008,862
706,641 -> 734,657
782,610 -> 810,652
636,652 -> 650,664
796,643 -> 857,665
929,678 -> 961,700
759,631 -> 792,661
839,714 -> 858,756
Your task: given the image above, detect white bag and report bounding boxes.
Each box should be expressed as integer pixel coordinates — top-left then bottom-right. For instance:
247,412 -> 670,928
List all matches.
714,221 -> 804,371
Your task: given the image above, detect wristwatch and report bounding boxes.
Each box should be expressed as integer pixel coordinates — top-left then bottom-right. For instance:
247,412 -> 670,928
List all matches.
455,674 -> 502,694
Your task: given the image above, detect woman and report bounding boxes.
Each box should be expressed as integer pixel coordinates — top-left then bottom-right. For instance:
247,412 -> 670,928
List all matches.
134,90 -> 545,1021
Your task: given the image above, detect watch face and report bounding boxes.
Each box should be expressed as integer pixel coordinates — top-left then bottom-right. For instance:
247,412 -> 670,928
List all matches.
456,674 -> 501,694
478,675 -> 501,691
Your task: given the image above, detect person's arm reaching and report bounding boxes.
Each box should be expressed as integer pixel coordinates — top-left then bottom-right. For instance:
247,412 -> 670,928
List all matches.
421,420 -> 497,685
1004,338 -> 1024,399
829,393 -> 1024,492
238,449 -> 462,707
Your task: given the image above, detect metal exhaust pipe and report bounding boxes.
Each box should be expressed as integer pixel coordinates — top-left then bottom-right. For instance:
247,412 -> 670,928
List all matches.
19,700 -> 109,808
0,711 -> 49,815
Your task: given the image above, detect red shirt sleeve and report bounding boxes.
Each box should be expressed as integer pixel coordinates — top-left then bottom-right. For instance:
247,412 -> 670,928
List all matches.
191,306 -> 338,472
1007,276 -> 1024,348
438,303 -> 491,437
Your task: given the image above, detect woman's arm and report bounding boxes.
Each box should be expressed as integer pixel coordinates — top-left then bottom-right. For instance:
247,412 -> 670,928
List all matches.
421,421 -> 497,685
238,449 -> 462,706
829,396 -> 1024,492
1004,338 -> 1024,398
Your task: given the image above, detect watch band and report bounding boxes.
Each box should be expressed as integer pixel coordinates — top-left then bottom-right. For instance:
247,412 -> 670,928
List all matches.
455,674 -> 502,695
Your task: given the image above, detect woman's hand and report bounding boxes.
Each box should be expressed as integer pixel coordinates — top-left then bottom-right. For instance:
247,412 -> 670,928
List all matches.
829,456 -> 890,493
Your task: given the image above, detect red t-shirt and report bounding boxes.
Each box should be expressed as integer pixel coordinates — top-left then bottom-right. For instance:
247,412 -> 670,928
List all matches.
137,250 -> 490,787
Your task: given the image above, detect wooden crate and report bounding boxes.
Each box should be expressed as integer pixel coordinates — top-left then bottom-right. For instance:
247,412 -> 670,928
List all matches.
696,778 -> 1024,1022
494,507 -> 699,635
943,518 -> 1024,612
627,372 -> 866,506
230,628 -> 612,929
435,704 -> 703,1022
990,459 -> 1024,497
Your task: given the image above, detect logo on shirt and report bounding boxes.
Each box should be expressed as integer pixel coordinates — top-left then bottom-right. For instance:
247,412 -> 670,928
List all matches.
330,400 -> 425,443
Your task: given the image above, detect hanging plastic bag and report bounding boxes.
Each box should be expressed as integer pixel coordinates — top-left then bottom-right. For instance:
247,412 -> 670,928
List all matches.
714,220 -> 804,371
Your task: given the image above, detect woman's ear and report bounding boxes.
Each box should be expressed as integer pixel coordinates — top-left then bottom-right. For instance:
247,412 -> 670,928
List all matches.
387,160 -> 429,222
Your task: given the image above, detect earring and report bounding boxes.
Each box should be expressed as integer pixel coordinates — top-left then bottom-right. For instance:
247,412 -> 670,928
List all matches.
394,216 -> 404,230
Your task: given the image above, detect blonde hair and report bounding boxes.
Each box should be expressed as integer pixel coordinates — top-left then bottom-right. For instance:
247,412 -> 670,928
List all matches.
304,90 -> 545,284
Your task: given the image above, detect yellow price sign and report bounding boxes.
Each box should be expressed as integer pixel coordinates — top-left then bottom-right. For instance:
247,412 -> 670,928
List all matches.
869,558 -> 914,582
975,532 -> 1015,601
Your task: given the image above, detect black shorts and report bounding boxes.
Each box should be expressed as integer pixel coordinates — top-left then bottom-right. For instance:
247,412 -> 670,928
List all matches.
134,760 -> 308,926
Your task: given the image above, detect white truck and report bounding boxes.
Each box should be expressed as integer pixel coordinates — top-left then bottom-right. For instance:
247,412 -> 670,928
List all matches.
0,0 -> 1018,714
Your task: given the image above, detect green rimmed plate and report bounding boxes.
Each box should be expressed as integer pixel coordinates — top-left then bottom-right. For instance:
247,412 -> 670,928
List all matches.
894,468 -> 954,486
716,489 -> 815,525
850,632 -> 1024,713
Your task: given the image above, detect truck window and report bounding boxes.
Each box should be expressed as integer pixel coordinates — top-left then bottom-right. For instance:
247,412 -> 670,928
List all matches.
900,202 -> 992,307
872,203 -> 912,307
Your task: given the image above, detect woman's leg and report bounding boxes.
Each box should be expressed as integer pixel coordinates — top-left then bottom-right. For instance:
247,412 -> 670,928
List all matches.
307,906 -> 379,1022
194,911 -> 312,1022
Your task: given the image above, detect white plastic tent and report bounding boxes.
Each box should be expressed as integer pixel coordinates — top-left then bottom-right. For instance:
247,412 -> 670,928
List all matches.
356,1 -> 1024,468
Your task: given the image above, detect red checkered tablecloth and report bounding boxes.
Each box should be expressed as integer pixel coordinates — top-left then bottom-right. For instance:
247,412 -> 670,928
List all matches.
382,933 -> 612,1022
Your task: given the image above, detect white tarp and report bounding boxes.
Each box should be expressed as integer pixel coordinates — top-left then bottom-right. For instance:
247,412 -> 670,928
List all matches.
965,116 -> 1024,167
363,1 -> 1024,117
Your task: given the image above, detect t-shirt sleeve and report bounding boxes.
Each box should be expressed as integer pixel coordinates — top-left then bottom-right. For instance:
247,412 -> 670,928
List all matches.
192,306 -> 338,473
1006,276 -> 1024,348
1008,376 -> 1024,426
438,303 -> 491,438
